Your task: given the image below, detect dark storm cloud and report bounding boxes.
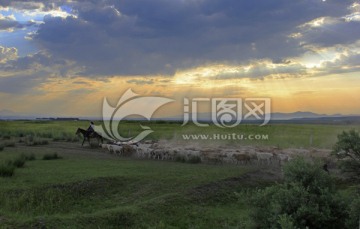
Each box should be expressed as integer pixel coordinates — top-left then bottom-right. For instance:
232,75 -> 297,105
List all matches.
3,0 -> 359,76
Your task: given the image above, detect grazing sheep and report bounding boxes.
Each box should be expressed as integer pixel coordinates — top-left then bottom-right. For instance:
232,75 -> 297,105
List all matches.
206,155 -> 223,165
233,153 -> 251,165
107,145 -> 114,153
121,144 -> 136,157
112,145 -> 123,155
167,149 -> 178,161
276,153 -> 289,165
200,149 -> 218,161
256,152 -> 273,165
101,144 -> 109,149
151,149 -> 165,160
136,145 -> 152,159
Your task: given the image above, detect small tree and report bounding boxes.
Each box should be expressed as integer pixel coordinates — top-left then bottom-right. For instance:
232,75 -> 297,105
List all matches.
332,130 -> 360,176
251,157 -> 347,229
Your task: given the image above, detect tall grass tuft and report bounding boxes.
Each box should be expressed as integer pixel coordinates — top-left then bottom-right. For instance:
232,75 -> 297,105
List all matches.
21,153 -> 36,161
7,156 -> 26,168
0,164 -> 15,177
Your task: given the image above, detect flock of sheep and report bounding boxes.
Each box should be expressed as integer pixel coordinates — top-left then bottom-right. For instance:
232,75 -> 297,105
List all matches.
100,141 -> 333,166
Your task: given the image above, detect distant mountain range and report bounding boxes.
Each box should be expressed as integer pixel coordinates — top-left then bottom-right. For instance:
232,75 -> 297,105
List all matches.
163,111 -> 350,121
270,111 -> 344,120
0,109 -> 359,124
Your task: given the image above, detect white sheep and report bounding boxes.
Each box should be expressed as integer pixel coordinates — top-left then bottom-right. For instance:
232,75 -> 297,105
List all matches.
256,152 -> 273,165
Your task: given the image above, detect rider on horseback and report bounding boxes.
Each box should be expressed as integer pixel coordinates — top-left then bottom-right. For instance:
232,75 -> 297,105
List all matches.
86,121 -> 95,137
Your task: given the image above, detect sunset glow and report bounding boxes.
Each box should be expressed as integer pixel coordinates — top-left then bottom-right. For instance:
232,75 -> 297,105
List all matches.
0,0 -> 359,118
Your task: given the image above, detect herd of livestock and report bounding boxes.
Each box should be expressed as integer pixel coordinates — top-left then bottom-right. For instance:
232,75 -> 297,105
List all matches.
100,141 -> 333,166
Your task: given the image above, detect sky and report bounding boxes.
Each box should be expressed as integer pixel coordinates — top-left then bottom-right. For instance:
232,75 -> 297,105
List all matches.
0,0 -> 359,118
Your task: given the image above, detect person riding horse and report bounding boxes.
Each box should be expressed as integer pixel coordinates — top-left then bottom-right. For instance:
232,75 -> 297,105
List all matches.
76,122 -> 103,146
86,121 -> 95,138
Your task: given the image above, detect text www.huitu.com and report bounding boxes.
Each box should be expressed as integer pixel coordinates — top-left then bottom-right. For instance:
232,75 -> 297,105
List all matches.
182,133 -> 269,141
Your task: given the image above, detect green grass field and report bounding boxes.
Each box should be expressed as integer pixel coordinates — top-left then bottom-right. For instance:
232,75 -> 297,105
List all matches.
0,121 -> 359,228
0,144 -> 259,228
1,120 -> 359,148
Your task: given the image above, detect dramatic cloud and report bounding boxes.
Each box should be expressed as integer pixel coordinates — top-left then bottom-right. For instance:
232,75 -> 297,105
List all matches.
0,46 -> 17,62
0,12 -> 38,32
23,0 -> 354,76
0,13 -> 22,30
1,0 -> 359,82
127,78 -> 155,85
0,50 -> 84,93
0,51 -> 82,75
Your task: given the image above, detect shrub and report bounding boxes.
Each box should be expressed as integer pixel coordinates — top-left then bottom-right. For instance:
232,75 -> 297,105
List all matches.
251,157 -> 347,229
43,153 -> 61,160
0,143 -> 4,151
346,194 -> 360,229
332,130 -> 360,177
0,164 -> 15,177
8,156 -> 26,168
277,214 -> 298,229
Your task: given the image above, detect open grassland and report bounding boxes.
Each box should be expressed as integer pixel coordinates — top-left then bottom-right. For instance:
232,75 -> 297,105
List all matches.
0,144 -> 263,228
0,120 -> 359,148
0,121 -> 359,228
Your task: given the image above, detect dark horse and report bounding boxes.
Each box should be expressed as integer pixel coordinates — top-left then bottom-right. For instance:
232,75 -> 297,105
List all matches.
76,128 -> 103,146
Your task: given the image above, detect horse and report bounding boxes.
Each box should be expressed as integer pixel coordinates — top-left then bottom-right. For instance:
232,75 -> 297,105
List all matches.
75,128 -> 103,146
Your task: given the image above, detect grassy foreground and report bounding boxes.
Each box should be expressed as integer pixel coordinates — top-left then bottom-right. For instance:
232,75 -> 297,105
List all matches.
0,145 -> 261,229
